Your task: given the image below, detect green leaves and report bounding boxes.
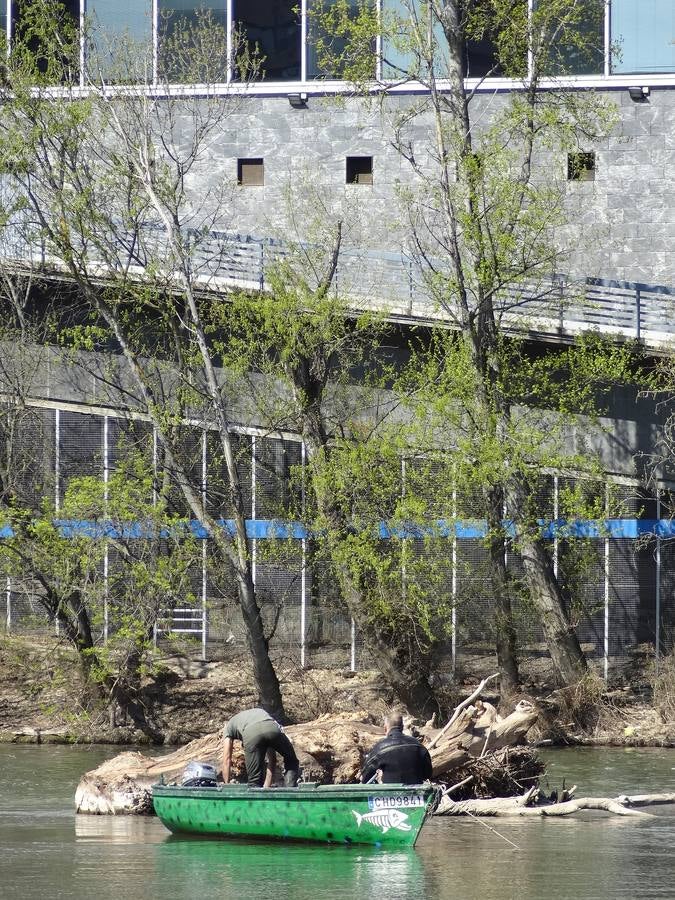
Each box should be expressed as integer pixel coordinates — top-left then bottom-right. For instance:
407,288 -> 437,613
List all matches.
310,0 -> 379,84
8,0 -> 80,88
0,445 -> 200,702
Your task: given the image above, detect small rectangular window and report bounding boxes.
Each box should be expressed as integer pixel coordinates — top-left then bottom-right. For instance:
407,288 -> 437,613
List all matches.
567,152 -> 595,182
346,156 -> 373,185
238,158 -> 264,186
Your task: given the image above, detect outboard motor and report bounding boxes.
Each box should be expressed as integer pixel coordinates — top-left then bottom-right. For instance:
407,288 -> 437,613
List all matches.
180,760 -> 218,788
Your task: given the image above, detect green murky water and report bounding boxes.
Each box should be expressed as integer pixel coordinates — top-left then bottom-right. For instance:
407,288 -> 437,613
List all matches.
1,745 -> 674,899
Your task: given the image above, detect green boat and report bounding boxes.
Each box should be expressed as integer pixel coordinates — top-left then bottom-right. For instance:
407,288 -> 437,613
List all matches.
152,782 -> 435,847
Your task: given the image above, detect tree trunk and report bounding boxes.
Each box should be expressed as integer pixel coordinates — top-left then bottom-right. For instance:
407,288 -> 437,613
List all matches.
237,570 -> 285,721
518,530 -> 588,686
87,286 -> 286,722
485,485 -> 520,698
105,674 -> 163,741
506,476 -> 587,687
339,574 -> 438,716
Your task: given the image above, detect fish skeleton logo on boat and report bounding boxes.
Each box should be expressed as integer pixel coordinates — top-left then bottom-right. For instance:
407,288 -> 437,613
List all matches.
352,808 -> 412,834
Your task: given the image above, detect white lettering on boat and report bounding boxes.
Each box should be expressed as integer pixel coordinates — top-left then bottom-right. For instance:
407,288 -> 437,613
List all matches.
352,808 -> 412,834
368,794 -> 424,811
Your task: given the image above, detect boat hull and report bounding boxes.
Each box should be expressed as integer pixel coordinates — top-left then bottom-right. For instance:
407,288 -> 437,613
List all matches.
153,783 -> 434,847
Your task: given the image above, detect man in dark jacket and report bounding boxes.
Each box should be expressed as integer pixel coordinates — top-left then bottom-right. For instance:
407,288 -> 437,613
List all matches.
360,711 -> 433,784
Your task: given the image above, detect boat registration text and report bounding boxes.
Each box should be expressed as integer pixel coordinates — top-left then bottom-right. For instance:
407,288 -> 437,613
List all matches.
368,794 -> 425,810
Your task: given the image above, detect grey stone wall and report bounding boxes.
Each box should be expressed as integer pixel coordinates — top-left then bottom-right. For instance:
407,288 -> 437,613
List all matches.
194,88 -> 675,289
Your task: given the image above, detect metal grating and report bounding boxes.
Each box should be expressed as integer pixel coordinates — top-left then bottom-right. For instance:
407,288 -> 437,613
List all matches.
0,404 -> 673,676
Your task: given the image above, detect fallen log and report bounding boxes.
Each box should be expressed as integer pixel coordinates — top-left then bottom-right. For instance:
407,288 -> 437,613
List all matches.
482,701 -> 540,754
430,743 -> 471,778
427,674 -> 499,750
425,707 -> 478,754
435,789 -> 675,818
428,700 -> 539,776
616,793 -> 675,806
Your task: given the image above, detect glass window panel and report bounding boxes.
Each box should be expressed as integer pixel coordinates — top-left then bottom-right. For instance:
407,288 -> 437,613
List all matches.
466,36 -> 502,78
86,0 -> 152,82
233,0 -> 300,82
611,0 -> 675,74
379,0 -> 447,80
13,0 -> 79,32
158,1 -> 227,82
307,0 -> 376,79
534,0 -> 603,75
11,0 -> 79,79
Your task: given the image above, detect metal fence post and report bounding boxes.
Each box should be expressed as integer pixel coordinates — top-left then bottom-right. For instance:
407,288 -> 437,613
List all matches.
300,442 -> 307,669
202,430 -> 208,663
656,490 -> 662,671
451,471 -> 457,673
635,288 -> 641,342
54,409 -> 60,637
603,483 -> 610,681
350,618 -> 357,672
103,415 -> 109,644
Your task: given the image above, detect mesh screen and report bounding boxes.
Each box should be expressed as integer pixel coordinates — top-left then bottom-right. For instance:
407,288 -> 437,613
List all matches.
254,437 -> 302,518
161,426 -> 202,518
107,417 -> 154,474
659,540 -> 675,652
609,538 -> 641,655
205,431 -> 252,518
1,579 -> 51,631
1,406 -> 674,673
59,410 -> 103,499
3,406 -> 54,510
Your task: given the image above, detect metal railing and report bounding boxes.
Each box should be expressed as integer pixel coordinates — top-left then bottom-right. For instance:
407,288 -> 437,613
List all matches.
3,223 -> 675,349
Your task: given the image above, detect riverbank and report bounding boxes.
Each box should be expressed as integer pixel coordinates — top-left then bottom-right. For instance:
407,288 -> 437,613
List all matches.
2,633 -> 675,747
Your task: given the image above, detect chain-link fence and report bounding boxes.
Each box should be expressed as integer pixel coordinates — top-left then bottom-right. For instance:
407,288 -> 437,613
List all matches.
0,402 -> 671,679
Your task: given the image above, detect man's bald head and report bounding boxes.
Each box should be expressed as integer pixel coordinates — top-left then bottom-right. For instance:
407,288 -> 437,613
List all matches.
385,711 -> 403,731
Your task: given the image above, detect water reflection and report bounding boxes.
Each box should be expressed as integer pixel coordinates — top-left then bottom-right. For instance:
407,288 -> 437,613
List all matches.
154,837 -> 425,900
75,814 -> 166,844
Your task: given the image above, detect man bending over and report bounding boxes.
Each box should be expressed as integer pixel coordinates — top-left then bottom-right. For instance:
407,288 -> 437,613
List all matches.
222,707 -> 300,788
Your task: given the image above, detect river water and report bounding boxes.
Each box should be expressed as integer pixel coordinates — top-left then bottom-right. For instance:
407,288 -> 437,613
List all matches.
1,744 -> 674,900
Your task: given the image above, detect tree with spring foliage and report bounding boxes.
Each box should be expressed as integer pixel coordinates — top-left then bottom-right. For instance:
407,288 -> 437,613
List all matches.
214,227 -> 457,714
0,0 -> 287,718
0,432 -> 201,738
310,0 -> 640,691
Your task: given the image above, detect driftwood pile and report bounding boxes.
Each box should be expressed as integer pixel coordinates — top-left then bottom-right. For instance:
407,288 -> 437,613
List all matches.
75,674 -> 540,815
